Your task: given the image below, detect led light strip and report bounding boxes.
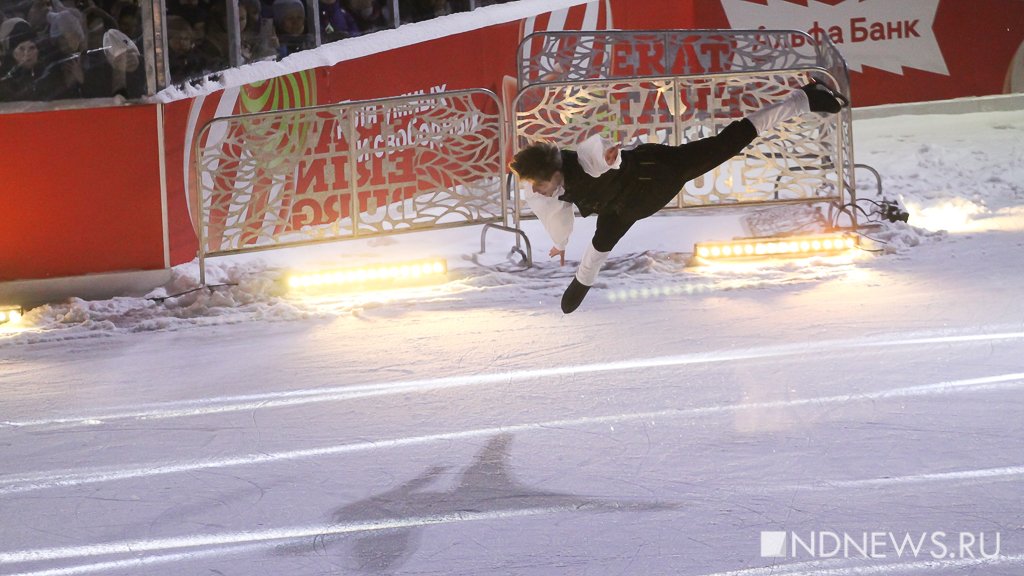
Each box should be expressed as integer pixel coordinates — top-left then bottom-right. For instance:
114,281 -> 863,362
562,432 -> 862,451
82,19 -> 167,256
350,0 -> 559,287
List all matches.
694,234 -> 859,261
286,259 -> 448,291
0,305 -> 23,324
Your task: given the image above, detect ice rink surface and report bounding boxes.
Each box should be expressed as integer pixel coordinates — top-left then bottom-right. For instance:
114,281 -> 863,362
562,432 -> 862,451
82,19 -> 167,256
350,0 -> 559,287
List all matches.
2,107 -> 1023,575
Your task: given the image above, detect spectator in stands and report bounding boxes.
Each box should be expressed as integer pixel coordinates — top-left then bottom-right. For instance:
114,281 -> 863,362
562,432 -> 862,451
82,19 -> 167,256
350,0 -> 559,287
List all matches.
201,0 -> 253,69
83,26 -> 143,97
80,2 -> 118,52
343,0 -> 390,34
0,15 -> 26,63
166,14 -> 208,82
167,0 -> 210,42
239,0 -> 261,37
318,0 -> 359,42
25,0 -> 50,36
109,1 -> 140,44
249,13 -> 280,60
272,0 -> 308,57
43,6 -> 87,99
0,18 -> 58,101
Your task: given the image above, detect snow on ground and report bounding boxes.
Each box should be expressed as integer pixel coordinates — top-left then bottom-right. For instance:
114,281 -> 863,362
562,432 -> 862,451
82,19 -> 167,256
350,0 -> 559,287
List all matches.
1,105 -> 1024,576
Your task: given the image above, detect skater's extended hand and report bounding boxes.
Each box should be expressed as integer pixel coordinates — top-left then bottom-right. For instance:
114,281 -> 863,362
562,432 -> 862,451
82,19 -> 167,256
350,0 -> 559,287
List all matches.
549,246 -> 566,266
604,144 -> 621,167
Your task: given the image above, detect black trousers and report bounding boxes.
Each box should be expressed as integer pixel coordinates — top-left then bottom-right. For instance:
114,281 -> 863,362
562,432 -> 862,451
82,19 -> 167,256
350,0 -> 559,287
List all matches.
591,119 -> 757,252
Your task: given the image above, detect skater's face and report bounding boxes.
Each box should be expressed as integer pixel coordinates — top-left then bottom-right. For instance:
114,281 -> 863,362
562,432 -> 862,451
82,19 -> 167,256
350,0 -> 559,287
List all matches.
529,172 -> 563,197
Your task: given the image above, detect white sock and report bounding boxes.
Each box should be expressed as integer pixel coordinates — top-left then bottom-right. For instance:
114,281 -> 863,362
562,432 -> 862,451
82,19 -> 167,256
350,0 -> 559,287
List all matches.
747,90 -> 810,135
576,243 -> 610,286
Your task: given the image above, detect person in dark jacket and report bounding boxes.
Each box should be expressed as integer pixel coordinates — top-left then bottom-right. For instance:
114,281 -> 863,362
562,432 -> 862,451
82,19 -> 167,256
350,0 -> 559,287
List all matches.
166,14 -> 209,82
318,0 -> 359,41
82,27 -> 144,98
344,0 -> 390,34
0,19 -> 59,101
510,80 -> 849,314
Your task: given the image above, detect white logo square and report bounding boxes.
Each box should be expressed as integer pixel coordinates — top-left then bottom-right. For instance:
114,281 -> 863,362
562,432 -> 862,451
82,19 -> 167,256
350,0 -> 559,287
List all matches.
761,531 -> 788,558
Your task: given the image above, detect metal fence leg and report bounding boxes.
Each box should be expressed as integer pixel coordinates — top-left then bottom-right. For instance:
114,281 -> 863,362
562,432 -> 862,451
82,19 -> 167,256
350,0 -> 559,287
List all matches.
480,223 -> 533,267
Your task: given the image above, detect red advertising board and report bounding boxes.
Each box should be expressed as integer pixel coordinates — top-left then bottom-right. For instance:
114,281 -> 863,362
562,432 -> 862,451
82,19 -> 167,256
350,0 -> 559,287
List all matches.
0,105 -> 164,281
695,0 -> 1024,106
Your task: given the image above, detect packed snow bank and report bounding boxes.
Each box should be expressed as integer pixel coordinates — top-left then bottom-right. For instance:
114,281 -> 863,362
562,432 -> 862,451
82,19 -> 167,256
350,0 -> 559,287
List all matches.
854,106 -> 1024,233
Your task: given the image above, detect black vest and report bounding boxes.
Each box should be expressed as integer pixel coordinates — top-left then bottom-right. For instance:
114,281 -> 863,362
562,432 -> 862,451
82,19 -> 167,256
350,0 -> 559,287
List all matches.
557,150 -> 628,217
558,144 -> 696,220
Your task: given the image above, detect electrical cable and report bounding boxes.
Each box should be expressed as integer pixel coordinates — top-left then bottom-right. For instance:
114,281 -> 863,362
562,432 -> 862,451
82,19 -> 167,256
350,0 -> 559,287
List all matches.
148,283 -> 238,303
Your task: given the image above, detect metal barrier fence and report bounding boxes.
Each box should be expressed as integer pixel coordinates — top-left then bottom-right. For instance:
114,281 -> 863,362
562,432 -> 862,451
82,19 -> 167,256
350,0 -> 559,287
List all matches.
193,89 -> 522,284
512,29 -> 857,225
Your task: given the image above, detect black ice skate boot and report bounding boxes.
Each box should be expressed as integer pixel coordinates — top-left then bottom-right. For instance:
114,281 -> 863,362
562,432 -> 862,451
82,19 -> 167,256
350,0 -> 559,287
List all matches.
800,80 -> 850,114
561,278 -> 592,314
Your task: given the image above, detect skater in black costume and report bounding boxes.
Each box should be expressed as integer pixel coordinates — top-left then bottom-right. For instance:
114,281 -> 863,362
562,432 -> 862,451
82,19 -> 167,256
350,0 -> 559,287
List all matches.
510,80 -> 849,313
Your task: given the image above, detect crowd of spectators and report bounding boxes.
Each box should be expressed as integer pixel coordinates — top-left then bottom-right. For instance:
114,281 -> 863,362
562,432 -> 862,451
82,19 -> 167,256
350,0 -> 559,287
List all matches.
1,0 -> 145,102
1,0 -> 517,102
163,0 -> 397,84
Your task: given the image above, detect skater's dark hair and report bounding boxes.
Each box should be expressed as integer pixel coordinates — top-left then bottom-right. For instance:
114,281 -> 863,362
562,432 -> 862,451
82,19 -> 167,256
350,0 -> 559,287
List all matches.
510,142 -> 562,182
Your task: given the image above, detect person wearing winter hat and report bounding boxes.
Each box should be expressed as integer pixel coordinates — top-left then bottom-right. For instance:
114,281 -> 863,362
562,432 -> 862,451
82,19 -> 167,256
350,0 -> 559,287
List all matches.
511,80 -> 850,313
0,19 -> 59,101
273,0 -> 305,34
48,7 -> 87,54
272,0 -> 307,57
82,27 -> 143,98
44,7 -> 87,99
1,17 -> 33,56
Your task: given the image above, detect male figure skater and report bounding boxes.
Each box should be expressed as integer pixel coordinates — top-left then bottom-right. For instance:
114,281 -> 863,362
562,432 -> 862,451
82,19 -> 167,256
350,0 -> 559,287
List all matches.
510,80 -> 848,313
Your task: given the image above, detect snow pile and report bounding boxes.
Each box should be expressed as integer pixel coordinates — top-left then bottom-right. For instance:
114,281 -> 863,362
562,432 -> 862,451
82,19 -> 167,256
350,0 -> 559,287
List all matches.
855,108 -> 1024,234
862,220 -> 946,254
4,260 -> 317,343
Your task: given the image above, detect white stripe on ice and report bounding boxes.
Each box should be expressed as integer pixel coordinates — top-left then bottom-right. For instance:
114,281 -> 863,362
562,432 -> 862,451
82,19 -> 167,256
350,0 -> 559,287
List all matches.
0,504 -> 590,567
2,372 -> 1023,495
792,465 -> 1024,490
1,542 -> 272,576
4,329 -> 1024,430
694,553 -> 1024,576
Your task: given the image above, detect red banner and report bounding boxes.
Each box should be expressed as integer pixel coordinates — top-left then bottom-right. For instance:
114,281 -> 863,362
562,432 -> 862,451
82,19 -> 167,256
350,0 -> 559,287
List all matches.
0,105 -> 164,281
695,0 -> 1024,106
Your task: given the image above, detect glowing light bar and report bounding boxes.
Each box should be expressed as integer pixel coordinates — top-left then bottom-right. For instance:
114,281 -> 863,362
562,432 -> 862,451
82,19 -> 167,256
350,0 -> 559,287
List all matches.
694,233 -> 859,263
286,259 -> 448,292
0,305 -> 24,324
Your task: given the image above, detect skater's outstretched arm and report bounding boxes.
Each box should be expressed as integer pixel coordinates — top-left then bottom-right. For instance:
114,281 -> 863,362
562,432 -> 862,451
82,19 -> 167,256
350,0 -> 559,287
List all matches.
522,180 -> 574,264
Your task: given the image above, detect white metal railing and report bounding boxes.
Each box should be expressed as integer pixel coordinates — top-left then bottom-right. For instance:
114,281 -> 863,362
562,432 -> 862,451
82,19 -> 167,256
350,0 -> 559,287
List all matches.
193,88 -> 524,283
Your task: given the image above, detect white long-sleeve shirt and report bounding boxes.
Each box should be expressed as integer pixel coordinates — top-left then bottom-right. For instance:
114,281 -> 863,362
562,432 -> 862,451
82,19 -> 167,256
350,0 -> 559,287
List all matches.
522,135 -> 621,250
